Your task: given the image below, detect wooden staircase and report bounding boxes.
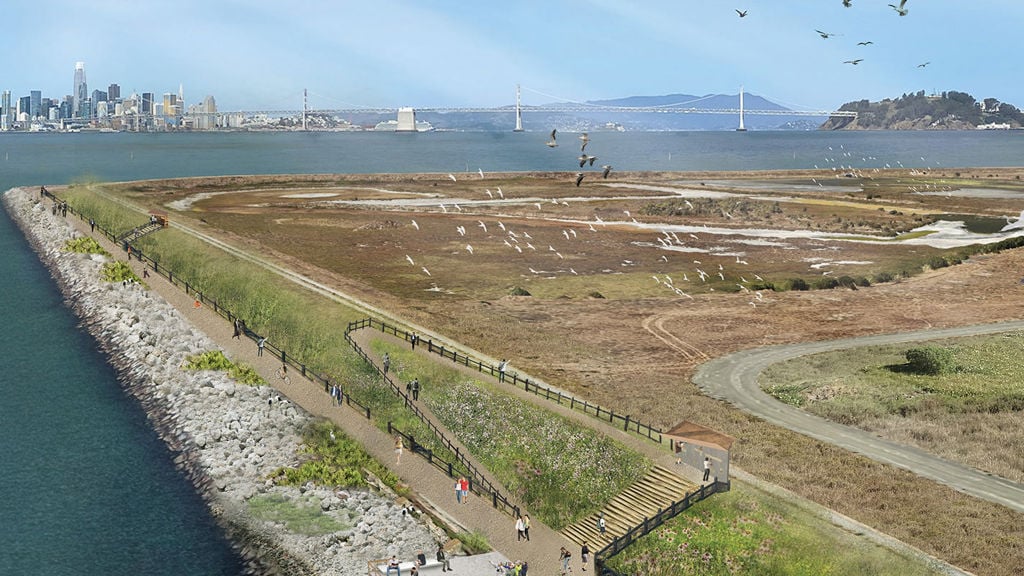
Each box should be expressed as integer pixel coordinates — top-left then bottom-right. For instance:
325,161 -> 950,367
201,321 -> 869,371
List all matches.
561,464 -> 697,550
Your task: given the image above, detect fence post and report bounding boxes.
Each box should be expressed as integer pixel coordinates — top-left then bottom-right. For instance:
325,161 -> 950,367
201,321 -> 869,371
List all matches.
624,415 -> 630,431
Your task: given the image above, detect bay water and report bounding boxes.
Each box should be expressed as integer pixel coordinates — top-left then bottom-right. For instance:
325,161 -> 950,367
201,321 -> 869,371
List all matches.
1,129 -> 1021,574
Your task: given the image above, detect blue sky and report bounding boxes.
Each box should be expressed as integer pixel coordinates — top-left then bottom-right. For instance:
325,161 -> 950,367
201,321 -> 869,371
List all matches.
2,1 -> 1021,112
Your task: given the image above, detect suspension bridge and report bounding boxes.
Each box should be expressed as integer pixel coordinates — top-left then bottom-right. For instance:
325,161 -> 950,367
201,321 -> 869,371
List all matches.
227,85 -> 857,131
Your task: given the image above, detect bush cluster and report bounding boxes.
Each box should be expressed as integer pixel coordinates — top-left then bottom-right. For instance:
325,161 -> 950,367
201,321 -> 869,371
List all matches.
903,347 -> 958,375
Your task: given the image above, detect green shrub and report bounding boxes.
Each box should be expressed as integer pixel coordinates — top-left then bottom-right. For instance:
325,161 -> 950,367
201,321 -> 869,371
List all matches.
454,530 -> 491,554
509,286 -> 531,296
778,278 -> 808,291
183,350 -> 265,385
872,271 -> 894,284
270,420 -> 399,490
904,347 -> 957,375
812,277 -> 839,290
64,237 -> 108,255
247,493 -> 346,536
100,261 -> 142,284
926,256 -> 949,270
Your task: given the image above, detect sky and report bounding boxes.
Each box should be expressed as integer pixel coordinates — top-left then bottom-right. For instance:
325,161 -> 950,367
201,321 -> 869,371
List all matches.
2,1 -> 1021,113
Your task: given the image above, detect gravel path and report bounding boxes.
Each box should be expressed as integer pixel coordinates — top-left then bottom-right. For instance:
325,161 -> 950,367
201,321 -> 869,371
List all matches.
693,324 -> 1024,514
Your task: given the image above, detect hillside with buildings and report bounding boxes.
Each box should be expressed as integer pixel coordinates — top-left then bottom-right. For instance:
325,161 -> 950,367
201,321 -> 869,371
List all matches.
820,91 -> 1024,130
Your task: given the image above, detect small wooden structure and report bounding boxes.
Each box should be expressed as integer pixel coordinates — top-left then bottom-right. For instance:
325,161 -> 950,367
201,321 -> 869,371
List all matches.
148,210 -> 169,227
665,421 -> 735,487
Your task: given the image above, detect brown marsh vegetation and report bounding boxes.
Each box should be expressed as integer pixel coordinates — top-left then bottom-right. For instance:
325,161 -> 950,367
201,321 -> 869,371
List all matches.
91,167 -> 1024,575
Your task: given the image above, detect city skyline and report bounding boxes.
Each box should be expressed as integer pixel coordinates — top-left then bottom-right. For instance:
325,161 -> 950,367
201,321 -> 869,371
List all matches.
1,1 -> 1021,112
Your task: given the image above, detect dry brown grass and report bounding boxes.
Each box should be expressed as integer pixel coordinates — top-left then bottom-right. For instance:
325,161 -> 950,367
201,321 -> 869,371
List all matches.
91,168 -> 1024,575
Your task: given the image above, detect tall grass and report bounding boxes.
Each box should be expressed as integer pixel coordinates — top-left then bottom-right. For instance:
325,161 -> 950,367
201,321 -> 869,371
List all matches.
606,486 -> 942,576
372,341 -> 649,530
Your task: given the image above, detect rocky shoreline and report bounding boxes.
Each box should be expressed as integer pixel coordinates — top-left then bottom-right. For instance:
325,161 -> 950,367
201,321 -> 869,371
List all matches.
3,187 -> 439,576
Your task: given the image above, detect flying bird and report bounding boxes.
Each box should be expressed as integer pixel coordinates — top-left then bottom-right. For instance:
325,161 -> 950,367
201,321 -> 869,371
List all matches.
448,173 -> 457,182
465,244 -> 474,255
736,9 -> 747,17
421,267 -> 431,276
478,220 -> 487,232
917,61 -> 930,68
816,29 -> 836,39
601,165 -> 612,179
842,0 -> 852,7
496,187 -> 504,198
575,172 -> 585,187
478,168 -> 485,179
856,41 -> 873,45
844,59 -> 864,65
889,0 -> 908,16
405,255 -> 415,265
411,220 -> 419,230
546,129 -> 558,147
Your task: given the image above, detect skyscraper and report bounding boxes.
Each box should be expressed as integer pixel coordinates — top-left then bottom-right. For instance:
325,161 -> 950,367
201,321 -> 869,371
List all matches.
30,90 -> 41,118
73,61 -> 88,118
108,83 -> 120,101
1,90 -> 11,130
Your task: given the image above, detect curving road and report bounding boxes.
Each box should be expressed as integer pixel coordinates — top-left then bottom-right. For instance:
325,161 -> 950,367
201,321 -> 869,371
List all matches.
694,321 -> 1024,514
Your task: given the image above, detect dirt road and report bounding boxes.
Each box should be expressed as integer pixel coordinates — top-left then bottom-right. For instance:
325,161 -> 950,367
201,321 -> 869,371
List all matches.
694,321 -> 1024,513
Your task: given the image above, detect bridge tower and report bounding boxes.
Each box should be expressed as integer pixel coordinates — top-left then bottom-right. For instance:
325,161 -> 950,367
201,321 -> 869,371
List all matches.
302,88 -> 308,131
736,85 -> 747,132
514,84 -> 524,132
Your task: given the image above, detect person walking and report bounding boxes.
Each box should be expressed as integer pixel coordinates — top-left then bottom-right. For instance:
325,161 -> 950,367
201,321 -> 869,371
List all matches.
410,378 -> 420,400
459,476 -> 469,503
597,513 -> 606,535
395,435 -> 404,465
522,514 -> 531,541
410,333 -> 418,350
559,547 -> 571,575
89,218 -> 95,232
232,318 -> 242,339
257,337 -> 266,357
382,352 -> 391,376
581,542 -> 590,572
515,515 -> 525,541
703,456 -> 712,483
498,359 -> 507,383
454,478 -> 462,504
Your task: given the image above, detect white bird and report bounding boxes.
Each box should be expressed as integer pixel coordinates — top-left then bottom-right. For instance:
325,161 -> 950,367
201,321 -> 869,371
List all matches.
718,263 -> 724,271
523,231 -> 531,239
534,203 -> 543,210
497,221 -> 505,231
684,200 -> 694,209
740,276 -> 748,283
465,244 -> 474,255
485,189 -> 493,199
549,245 -> 556,252
478,168 -> 484,179
659,255 -> 668,262
624,210 -> 631,218
889,0 -> 908,16
330,430 -> 336,441
529,267 -> 540,274
588,223 -> 597,232
526,243 -> 535,250
514,245 -> 522,253
504,239 -> 512,247
411,220 -> 419,230
478,221 -> 487,232
563,230 -> 570,240
496,188 -> 504,198
689,234 -> 699,240
457,226 -> 466,236
718,272 -> 725,281
555,252 -> 563,259
422,267 -> 431,276
454,204 -> 462,212
682,273 -> 689,281
693,260 -> 702,265
653,275 -> 661,283
546,129 -> 558,148
439,204 -> 447,213
754,274 -> 764,281
406,255 -> 415,265
448,173 -> 457,182
570,268 -> 578,275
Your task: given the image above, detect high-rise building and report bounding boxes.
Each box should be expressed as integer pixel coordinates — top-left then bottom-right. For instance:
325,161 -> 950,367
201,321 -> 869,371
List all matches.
141,92 -> 154,114
107,83 -> 120,101
92,89 -> 108,109
18,96 -> 31,120
73,61 -> 88,118
30,90 -> 41,118
1,90 -> 11,130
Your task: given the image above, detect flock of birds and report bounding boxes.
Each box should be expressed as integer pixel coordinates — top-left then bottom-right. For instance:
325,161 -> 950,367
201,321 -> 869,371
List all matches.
546,129 -> 613,187
737,0 -> 927,68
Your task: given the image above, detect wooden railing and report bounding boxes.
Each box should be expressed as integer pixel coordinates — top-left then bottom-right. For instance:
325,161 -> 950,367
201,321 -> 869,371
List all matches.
594,481 -> 726,575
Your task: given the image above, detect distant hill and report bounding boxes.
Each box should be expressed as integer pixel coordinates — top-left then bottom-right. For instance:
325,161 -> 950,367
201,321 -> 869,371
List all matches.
820,91 -> 1024,130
